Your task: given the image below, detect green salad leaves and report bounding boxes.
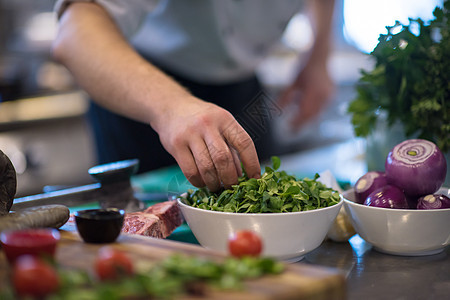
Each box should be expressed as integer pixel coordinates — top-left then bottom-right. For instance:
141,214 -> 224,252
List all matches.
183,157 -> 341,213
347,1 -> 450,152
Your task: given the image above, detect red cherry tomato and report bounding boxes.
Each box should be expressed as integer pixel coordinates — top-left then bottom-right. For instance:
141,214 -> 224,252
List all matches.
12,255 -> 60,298
228,230 -> 263,258
95,246 -> 134,281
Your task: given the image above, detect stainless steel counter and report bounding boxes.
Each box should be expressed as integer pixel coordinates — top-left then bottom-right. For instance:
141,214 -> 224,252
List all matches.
305,236 -> 450,300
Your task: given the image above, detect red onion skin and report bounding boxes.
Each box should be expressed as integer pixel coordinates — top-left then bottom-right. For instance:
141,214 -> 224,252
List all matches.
385,139 -> 447,197
364,185 -> 409,209
354,171 -> 388,204
417,194 -> 450,210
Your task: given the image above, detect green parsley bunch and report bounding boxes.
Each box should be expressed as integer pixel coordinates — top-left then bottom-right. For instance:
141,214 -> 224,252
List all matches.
348,1 -> 449,152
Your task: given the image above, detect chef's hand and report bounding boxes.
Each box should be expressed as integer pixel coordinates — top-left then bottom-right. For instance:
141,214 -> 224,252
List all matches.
277,60 -> 334,130
152,97 -> 261,192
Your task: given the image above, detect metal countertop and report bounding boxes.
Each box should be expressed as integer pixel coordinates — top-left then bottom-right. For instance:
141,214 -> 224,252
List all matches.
304,235 -> 449,300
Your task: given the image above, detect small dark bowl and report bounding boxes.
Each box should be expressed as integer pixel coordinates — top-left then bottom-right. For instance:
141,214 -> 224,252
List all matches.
74,208 -> 125,243
0,228 -> 60,264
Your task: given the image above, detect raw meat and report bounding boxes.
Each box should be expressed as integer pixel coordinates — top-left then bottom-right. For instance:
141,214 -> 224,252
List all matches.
122,213 -> 163,237
122,200 -> 183,238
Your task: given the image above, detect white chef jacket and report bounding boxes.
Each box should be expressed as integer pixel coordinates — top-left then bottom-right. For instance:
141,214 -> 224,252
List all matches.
55,0 -> 305,84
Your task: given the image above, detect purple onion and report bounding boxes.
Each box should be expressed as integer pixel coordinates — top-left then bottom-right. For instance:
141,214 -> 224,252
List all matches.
354,171 -> 388,204
364,185 -> 409,209
417,194 -> 450,210
385,139 -> 447,197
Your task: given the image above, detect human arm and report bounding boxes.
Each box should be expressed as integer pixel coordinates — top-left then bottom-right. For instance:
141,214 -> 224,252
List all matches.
51,2 -> 261,191
278,0 -> 336,129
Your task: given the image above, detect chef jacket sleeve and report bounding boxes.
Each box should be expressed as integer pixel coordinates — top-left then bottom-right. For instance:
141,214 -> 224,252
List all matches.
54,0 -> 159,38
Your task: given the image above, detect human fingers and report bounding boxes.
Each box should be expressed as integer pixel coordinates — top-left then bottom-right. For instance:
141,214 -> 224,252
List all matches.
222,122 -> 261,179
204,134 -> 239,189
189,137 -> 222,192
290,85 -> 332,129
277,85 -> 297,109
289,89 -> 316,129
173,145 -> 206,188
230,146 -> 242,178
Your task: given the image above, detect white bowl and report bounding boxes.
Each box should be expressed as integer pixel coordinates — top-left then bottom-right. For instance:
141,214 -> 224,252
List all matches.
177,197 -> 343,262
343,187 -> 450,256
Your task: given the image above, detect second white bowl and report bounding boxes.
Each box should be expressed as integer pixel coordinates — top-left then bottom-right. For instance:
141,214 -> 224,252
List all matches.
343,187 -> 450,256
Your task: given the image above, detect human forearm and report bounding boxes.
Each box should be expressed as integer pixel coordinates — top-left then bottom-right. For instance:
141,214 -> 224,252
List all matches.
278,0 -> 335,128
52,2 -> 194,129
307,0 -> 335,62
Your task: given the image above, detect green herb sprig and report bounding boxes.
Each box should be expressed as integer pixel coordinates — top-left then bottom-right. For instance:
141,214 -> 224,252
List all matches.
183,156 -> 341,213
347,1 -> 450,152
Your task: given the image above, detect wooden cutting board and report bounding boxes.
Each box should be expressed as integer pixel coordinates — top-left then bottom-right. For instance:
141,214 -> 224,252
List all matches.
0,230 -> 346,299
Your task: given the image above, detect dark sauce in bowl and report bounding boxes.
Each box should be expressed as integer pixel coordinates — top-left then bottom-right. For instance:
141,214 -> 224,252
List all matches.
74,208 -> 125,243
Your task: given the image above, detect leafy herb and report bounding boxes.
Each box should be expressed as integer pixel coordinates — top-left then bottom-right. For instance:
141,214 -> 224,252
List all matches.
347,1 -> 450,152
1,254 -> 284,300
183,156 -> 341,213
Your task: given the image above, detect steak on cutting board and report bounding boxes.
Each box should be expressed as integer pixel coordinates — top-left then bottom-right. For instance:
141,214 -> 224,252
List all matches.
122,200 -> 183,238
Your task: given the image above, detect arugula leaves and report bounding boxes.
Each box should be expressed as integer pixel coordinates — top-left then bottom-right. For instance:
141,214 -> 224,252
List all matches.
347,1 -> 450,152
184,156 -> 341,213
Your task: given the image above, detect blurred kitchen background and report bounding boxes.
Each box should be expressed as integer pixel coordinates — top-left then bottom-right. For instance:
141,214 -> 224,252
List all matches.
0,0 -> 443,197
